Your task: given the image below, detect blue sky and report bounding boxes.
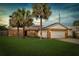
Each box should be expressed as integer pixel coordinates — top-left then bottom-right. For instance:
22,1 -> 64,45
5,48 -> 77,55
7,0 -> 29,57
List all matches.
0,3 -> 79,26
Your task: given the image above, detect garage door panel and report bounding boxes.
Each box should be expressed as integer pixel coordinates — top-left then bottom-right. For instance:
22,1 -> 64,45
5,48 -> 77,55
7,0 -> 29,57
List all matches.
51,31 -> 65,38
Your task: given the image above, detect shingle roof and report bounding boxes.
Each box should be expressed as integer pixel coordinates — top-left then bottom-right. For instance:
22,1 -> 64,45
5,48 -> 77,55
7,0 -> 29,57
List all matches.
44,23 -> 69,29
25,25 -> 40,30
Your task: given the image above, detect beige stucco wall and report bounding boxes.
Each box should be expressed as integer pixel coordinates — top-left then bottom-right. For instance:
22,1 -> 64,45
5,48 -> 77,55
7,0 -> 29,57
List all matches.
38,30 -> 47,38
68,30 -> 72,37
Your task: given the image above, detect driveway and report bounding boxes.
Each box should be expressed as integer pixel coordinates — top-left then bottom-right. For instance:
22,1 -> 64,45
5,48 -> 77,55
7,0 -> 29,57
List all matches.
55,38 -> 79,44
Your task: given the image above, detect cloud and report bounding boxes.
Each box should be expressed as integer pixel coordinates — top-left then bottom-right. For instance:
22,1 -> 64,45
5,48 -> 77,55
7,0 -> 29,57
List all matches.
0,19 -> 3,21
0,16 -> 9,26
33,17 -> 46,25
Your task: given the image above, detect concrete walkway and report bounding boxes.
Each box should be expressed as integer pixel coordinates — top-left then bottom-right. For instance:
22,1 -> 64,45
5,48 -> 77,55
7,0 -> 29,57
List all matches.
55,38 -> 79,44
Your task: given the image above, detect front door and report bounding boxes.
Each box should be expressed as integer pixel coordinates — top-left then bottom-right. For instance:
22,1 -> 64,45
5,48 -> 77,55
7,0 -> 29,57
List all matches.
24,30 -> 27,36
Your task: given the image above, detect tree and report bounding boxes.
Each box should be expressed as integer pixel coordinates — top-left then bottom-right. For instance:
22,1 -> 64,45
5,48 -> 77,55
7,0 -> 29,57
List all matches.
73,20 -> 79,30
9,8 -> 33,38
73,20 -> 79,32
9,10 -> 21,37
21,9 -> 33,38
32,3 -> 51,39
0,25 -> 7,30
73,20 -> 79,38
0,25 -> 8,36
73,20 -> 79,26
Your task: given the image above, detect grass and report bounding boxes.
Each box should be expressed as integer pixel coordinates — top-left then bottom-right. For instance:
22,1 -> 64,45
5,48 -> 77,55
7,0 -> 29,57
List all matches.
0,36 -> 79,56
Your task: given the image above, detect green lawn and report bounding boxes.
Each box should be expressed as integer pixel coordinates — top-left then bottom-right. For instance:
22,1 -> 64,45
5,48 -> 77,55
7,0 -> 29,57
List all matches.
0,36 -> 79,56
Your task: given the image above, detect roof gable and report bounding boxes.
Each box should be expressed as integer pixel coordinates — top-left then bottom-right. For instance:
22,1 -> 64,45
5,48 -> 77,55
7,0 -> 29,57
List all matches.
45,23 -> 68,29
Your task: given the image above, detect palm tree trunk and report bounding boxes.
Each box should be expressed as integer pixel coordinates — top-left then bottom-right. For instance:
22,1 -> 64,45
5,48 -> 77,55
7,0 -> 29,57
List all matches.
17,26 -> 19,38
17,21 -> 19,38
40,17 -> 42,40
23,26 -> 25,39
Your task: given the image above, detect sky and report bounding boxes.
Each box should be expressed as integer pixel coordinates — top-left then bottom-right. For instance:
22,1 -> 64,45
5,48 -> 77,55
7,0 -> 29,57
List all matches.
0,3 -> 79,27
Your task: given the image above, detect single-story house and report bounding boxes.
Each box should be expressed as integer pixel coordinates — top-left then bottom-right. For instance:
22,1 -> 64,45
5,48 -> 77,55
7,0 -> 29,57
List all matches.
8,23 -> 72,39
38,23 -> 72,38
8,25 -> 40,37
24,25 -> 40,37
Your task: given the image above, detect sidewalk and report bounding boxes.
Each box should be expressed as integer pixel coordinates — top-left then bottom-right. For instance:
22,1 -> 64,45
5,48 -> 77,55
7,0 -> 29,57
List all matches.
55,38 -> 79,44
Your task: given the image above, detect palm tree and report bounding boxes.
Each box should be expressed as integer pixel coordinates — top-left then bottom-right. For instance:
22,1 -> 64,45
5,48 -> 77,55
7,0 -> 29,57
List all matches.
21,9 -> 33,38
32,3 -> 51,39
9,11 -> 21,37
9,8 -> 33,38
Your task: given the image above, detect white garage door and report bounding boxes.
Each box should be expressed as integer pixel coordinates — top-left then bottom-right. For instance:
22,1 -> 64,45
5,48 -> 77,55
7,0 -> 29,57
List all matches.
51,31 -> 65,38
